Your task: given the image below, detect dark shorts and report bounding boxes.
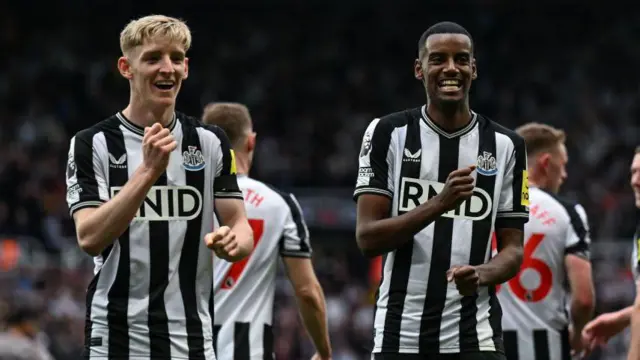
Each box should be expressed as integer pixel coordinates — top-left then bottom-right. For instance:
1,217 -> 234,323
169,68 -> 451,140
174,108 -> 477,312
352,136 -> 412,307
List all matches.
374,351 -> 506,360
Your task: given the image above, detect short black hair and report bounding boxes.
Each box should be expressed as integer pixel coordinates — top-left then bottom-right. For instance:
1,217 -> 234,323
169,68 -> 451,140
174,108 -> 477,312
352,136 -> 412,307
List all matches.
418,21 -> 474,58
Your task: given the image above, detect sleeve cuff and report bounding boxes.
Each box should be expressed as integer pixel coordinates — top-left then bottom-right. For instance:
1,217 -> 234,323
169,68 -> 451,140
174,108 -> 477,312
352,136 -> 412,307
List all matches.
495,217 -> 526,230
214,191 -> 244,200
353,187 -> 393,202
69,200 -> 105,216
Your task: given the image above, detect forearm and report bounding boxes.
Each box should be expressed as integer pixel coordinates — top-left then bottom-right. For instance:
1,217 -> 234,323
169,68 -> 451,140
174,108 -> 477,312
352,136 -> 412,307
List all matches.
295,282 -> 332,358
476,246 -> 523,286
76,166 -> 157,255
571,299 -> 594,337
356,199 -> 445,257
629,306 -> 640,360
227,220 -> 253,262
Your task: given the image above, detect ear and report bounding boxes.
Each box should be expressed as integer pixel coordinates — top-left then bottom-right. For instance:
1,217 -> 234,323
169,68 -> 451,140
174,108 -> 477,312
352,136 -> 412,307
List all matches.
183,57 -> 189,80
246,132 -> 257,153
414,59 -> 424,81
471,57 -> 478,80
117,56 -> 133,80
537,153 -> 551,170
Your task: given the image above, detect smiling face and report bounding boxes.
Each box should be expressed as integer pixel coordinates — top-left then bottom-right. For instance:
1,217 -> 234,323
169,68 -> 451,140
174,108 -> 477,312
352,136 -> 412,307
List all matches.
414,33 -> 477,106
118,37 -> 189,107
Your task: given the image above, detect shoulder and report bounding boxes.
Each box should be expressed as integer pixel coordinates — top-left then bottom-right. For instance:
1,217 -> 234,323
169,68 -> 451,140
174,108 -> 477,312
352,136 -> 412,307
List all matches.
535,188 -> 587,225
362,107 -> 422,143
177,112 -> 228,143
477,114 -> 525,149
72,114 -> 120,143
252,178 -> 302,213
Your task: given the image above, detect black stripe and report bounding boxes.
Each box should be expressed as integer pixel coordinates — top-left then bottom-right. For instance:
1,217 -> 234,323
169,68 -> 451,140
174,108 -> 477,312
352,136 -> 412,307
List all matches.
71,129 -> 102,208
234,322 -> 250,360
560,327 -> 571,360
82,270 -> 101,359
281,193 -> 310,253
460,119 -> 499,351
419,136 -> 459,352
381,115 -> 421,352
104,127 -> 131,359
148,171 -> 171,357
503,330 -> 518,360
212,324 -> 221,355
533,330 -> 550,360
263,324 -> 274,360
179,123 -> 206,358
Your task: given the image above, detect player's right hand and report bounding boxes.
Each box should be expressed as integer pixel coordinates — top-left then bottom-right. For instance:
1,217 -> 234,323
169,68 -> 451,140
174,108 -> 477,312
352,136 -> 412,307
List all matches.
310,353 -> 331,360
142,123 -> 177,176
436,165 -> 476,211
581,312 -> 623,356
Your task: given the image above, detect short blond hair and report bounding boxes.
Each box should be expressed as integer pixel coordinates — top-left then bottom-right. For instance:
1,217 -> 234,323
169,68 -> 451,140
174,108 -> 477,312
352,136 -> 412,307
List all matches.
202,103 -> 253,148
515,122 -> 566,157
120,15 -> 192,55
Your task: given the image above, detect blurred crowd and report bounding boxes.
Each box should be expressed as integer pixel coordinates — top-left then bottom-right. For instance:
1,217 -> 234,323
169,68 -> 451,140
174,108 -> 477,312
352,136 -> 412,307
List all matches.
1,1 -> 639,359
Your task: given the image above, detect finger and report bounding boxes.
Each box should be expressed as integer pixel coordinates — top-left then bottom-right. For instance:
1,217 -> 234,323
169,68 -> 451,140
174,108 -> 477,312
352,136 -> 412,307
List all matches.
146,128 -> 171,145
223,241 -> 238,254
162,141 -> 178,153
154,135 -> 175,147
448,167 -> 475,179
145,123 -> 162,137
450,176 -> 475,186
446,267 -> 460,281
453,267 -> 475,278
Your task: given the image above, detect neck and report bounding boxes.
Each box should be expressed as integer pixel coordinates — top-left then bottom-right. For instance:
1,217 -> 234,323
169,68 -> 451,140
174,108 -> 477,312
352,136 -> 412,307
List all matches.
122,96 -> 175,128
8,326 -> 26,338
528,169 -> 547,191
234,151 -> 251,176
426,100 -> 472,132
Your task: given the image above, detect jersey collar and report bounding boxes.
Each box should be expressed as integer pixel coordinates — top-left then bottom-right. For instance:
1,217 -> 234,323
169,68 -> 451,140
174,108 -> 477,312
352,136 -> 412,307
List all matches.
420,105 -> 478,139
116,112 -> 178,136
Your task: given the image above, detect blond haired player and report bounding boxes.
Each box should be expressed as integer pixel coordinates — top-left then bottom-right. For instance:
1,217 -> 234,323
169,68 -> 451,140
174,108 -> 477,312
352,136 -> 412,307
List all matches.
497,123 -> 595,360
203,103 -> 332,360
581,146 -> 640,359
65,15 -> 253,359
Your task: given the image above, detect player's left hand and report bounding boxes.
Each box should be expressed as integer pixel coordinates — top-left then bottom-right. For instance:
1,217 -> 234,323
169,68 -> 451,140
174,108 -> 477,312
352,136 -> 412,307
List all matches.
447,265 -> 479,296
205,226 -> 240,261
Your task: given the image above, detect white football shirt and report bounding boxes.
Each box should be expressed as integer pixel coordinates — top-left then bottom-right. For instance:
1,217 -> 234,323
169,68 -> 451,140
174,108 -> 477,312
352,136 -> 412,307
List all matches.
213,175 -> 312,360
498,186 -> 590,360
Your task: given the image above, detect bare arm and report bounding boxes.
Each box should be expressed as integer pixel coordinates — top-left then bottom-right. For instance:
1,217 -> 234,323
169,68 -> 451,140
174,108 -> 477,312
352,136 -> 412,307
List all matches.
629,281 -> 640,360
355,194 -> 445,257
214,198 -> 253,261
565,254 -> 595,338
74,166 -> 158,256
283,257 -> 331,358
477,228 -> 523,286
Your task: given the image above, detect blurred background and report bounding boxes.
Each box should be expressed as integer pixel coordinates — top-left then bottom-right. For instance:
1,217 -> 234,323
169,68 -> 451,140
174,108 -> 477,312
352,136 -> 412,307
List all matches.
1,1 -> 639,359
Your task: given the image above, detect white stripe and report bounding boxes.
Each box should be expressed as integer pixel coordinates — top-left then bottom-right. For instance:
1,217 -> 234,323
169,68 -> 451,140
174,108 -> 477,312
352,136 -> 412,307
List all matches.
89,242 -> 121,358
93,132 -> 110,202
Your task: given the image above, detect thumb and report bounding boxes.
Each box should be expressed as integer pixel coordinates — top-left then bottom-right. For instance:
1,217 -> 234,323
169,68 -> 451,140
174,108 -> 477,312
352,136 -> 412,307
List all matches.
446,267 -> 458,282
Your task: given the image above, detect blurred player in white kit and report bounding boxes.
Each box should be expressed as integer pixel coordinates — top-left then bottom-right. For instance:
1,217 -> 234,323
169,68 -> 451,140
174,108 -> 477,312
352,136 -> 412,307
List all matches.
497,123 -> 595,360
203,103 -> 332,360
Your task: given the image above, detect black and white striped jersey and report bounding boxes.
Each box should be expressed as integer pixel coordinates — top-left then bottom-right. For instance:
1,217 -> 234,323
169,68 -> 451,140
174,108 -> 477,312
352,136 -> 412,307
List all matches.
65,112 -> 242,360
631,223 -> 640,279
498,187 -> 590,360
354,105 -> 530,355
213,175 -> 312,360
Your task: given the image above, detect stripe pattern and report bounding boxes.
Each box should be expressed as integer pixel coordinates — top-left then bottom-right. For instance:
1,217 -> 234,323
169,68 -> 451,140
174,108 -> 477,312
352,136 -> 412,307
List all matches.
66,112 -> 242,359
354,106 -> 529,354
213,176 -> 311,359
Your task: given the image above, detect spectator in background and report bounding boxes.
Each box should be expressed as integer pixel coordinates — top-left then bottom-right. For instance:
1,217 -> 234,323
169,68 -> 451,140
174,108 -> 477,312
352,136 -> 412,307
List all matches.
0,295 -> 54,360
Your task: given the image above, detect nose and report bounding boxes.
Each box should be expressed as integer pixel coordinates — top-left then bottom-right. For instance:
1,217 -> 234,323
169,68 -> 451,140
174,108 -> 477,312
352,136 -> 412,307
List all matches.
443,58 -> 458,74
158,55 -> 174,74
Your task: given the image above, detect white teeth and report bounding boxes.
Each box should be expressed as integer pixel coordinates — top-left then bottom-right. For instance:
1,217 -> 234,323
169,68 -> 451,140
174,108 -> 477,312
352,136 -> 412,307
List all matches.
440,80 -> 460,86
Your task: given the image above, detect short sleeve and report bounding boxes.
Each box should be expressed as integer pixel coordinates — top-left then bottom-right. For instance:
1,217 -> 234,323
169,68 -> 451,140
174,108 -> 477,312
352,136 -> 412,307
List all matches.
207,125 -> 243,199
353,118 -> 395,201
279,193 -> 312,258
66,133 -> 109,216
564,204 -> 591,260
495,135 -> 530,230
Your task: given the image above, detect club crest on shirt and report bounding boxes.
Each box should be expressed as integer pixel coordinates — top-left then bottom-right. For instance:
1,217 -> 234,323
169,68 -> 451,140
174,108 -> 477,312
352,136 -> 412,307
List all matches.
476,151 -> 498,176
183,146 -> 205,171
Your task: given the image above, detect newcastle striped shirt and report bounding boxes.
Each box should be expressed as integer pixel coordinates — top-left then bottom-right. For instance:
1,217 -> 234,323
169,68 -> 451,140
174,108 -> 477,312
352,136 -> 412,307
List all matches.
354,105 -> 530,355
65,112 -> 242,360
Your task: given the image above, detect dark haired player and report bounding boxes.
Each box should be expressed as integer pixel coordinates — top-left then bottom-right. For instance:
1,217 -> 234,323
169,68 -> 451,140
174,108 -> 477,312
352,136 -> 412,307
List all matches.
354,22 -> 529,360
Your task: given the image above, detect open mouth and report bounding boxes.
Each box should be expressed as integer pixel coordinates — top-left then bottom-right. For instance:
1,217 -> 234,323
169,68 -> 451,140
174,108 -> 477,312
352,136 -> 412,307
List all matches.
438,79 -> 462,92
154,81 -> 175,91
